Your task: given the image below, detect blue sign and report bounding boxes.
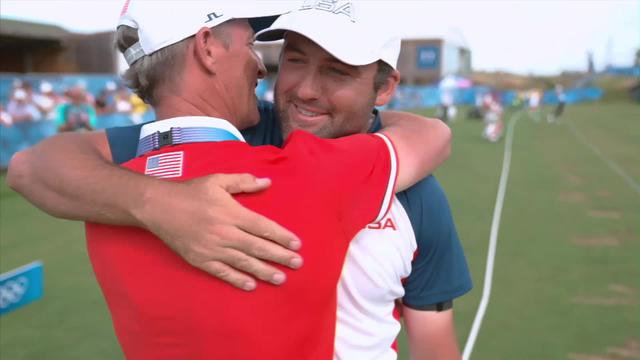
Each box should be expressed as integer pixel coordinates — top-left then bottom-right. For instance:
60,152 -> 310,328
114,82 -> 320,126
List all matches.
0,261 -> 44,315
417,46 -> 440,69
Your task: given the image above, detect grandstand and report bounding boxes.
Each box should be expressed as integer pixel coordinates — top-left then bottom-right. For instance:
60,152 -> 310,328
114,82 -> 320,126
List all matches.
0,19 -> 117,74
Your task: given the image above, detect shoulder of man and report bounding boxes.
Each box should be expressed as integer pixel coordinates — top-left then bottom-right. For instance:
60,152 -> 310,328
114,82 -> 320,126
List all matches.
283,130 -> 398,225
106,123 -> 145,164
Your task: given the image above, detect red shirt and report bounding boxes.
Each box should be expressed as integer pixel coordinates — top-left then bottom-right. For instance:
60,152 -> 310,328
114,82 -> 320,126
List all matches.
86,129 -> 397,359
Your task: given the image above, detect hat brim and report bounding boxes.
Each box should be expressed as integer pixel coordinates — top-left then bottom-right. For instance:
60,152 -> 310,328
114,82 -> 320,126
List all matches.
255,28 -> 286,42
249,15 -> 280,33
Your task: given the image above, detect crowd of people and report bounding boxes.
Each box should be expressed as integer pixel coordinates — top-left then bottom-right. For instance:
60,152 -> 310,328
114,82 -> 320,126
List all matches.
1,79 -> 152,166
1,79 -> 149,132
464,84 -> 569,143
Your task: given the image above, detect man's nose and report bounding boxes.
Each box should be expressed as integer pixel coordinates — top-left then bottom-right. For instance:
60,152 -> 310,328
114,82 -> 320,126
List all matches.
296,71 -> 321,101
257,58 -> 267,80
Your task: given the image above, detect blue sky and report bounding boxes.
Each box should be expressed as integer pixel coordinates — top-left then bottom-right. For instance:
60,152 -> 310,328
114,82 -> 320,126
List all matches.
1,0 -> 638,75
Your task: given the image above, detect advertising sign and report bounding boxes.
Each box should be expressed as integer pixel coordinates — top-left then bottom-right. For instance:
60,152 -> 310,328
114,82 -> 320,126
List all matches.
417,46 -> 440,69
0,261 -> 44,315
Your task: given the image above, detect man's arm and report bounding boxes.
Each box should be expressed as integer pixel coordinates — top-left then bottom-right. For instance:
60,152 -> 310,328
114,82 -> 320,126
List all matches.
396,176 -> 472,360
7,131 -> 303,291
403,307 -> 462,360
378,111 -> 451,191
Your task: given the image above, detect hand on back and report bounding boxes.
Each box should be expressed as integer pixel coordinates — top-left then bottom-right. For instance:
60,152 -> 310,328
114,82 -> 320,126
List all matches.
136,173 -> 303,290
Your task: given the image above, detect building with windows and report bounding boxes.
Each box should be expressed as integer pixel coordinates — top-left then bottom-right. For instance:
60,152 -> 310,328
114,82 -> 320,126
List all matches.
397,38 -> 472,84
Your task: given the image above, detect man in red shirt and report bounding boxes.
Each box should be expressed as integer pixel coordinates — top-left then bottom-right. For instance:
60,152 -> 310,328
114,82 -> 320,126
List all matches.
83,1 -> 449,358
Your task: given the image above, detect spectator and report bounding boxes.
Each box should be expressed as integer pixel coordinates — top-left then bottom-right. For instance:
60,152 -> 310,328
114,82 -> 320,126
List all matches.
548,84 -> 566,123
467,90 -> 485,120
95,81 -> 118,115
11,78 -> 23,91
73,80 -> 96,105
513,91 -> 527,110
439,87 -> 455,123
482,92 -> 504,142
128,92 -> 149,124
6,88 -> 40,151
7,89 -> 41,123
57,86 -> 97,132
0,103 -> 15,166
114,86 -> 133,115
528,89 -> 542,122
21,81 -> 36,100
438,75 -> 458,123
0,104 -> 13,127
33,81 -> 64,121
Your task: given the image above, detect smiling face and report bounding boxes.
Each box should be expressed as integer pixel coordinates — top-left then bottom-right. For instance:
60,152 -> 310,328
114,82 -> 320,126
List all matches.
274,32 -> 384,139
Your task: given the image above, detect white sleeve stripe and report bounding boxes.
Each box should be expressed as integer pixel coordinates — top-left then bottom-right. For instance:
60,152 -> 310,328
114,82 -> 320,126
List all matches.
373,133 -> 398,223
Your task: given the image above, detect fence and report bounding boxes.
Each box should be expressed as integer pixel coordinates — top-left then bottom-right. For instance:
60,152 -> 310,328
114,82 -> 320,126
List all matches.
1,112 -> 155,169
388,86 -> 603,110
603,66 -> 640,77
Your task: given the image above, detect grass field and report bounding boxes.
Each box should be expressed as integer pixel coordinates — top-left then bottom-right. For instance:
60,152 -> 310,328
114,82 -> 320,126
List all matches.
1,101 -> 638,359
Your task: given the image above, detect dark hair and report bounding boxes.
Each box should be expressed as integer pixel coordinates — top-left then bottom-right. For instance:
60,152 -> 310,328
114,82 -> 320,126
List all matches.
373,60 -> 394,92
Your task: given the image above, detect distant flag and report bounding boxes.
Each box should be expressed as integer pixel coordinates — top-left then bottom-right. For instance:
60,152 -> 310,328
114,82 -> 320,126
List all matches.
145,151 -> 184,179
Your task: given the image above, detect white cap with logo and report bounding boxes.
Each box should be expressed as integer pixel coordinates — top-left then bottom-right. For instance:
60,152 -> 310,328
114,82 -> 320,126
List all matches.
119,0 -> 288,66
255,1 -> 401,69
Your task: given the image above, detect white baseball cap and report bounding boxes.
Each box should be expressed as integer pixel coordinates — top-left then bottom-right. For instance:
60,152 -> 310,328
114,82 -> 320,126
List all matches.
105,81 -> 117,91
119,0 -> 288,65
255,1 -> 401,69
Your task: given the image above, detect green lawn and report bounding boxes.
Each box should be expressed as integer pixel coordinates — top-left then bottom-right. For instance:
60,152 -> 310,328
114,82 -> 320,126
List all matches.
1,102 -> 639,359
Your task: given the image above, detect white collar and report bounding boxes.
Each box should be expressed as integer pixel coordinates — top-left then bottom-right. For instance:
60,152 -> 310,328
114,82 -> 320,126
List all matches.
139,116 -> 246,142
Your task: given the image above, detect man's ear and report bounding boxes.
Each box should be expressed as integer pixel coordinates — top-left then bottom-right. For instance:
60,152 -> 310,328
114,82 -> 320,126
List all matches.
193,27 -> 220,74
374,69 -> 400,107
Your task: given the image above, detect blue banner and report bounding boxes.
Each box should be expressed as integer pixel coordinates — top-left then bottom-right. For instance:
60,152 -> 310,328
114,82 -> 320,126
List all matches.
0,261 -> 44,315
603,66 -> 640,77
388,85 -> 603,110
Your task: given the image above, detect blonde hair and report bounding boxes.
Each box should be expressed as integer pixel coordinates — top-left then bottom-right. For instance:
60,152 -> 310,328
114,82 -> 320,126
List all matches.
115,25 -> 232,106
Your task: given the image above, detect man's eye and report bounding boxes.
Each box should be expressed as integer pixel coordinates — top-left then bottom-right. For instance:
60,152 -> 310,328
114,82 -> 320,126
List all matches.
329,67 -> 348,76
286,57 -> 304,64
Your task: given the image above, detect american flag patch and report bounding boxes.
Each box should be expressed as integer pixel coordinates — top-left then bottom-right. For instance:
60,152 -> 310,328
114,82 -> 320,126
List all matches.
145,151 -> 184,179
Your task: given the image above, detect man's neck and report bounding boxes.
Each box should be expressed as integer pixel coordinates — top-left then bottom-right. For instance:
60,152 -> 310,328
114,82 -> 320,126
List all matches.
154,94 -> 238,128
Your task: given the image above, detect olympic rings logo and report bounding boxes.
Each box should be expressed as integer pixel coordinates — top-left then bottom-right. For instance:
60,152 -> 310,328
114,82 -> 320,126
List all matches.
0,276 -> 29,309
